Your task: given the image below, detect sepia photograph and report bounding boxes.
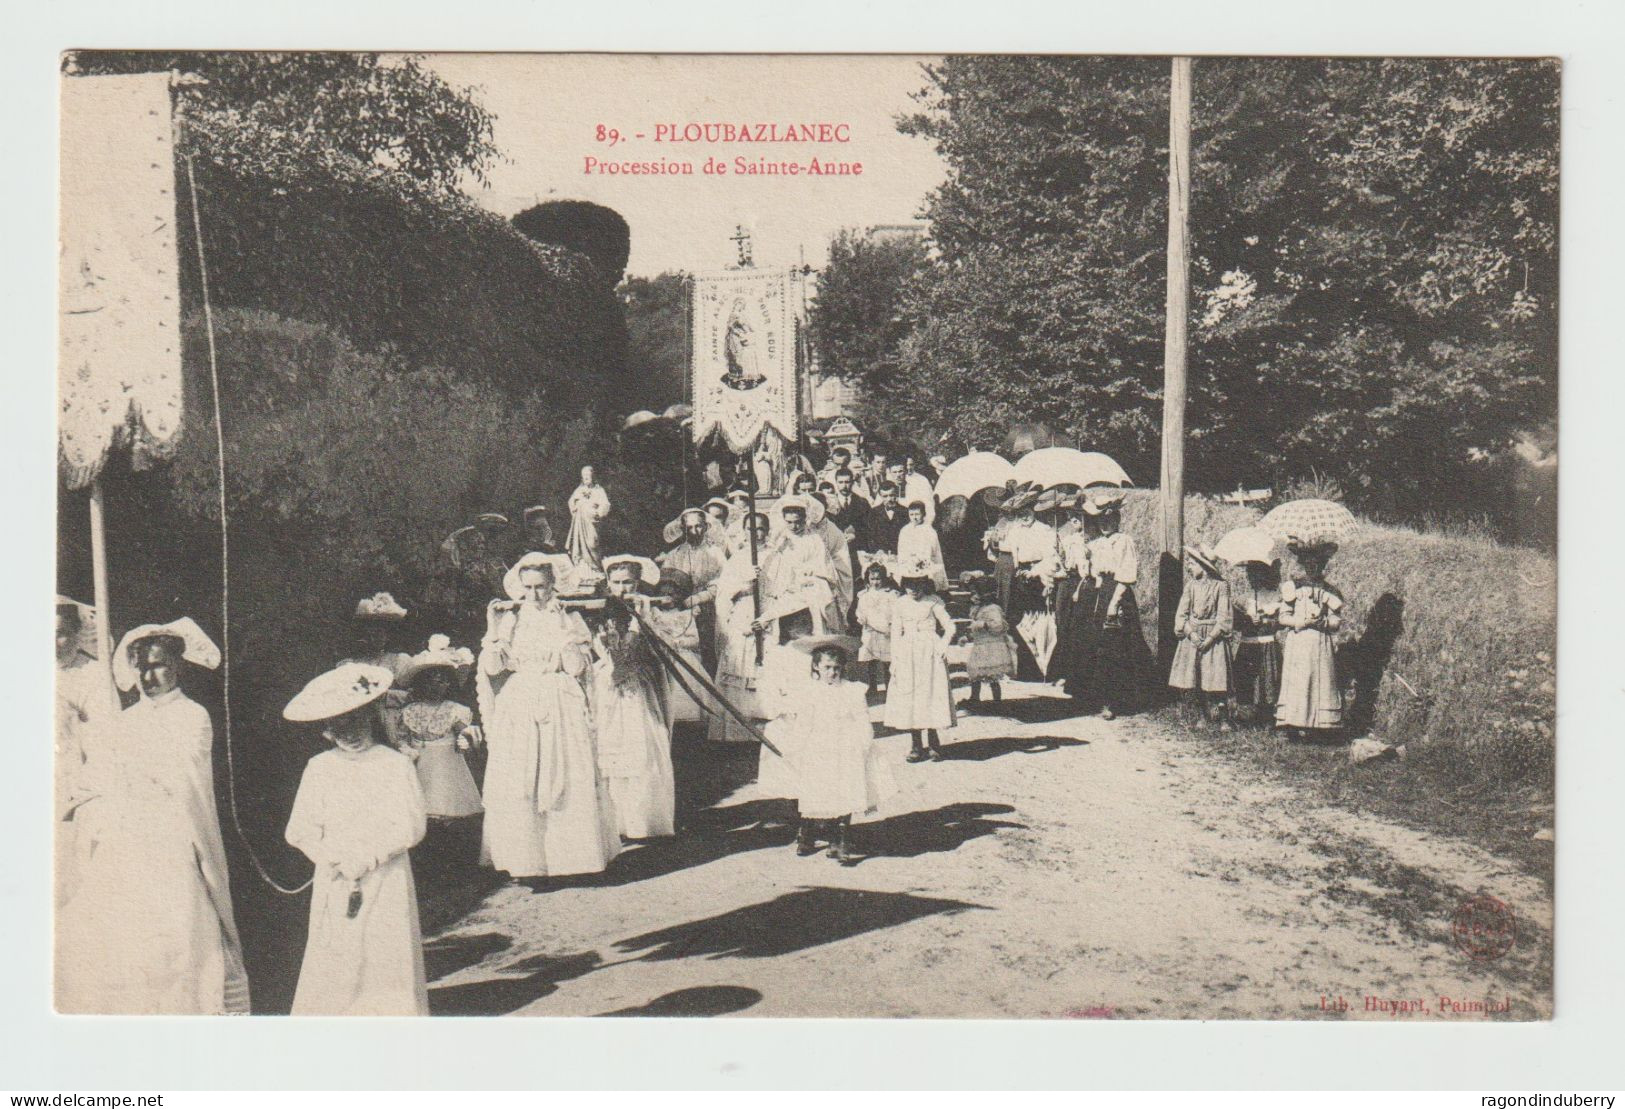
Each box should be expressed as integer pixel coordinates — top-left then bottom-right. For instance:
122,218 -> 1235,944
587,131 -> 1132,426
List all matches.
53,48 -> 1560,1023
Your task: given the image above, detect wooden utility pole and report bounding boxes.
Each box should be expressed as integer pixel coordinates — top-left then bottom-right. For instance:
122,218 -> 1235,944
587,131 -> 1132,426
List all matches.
1157,56 -> 1193,673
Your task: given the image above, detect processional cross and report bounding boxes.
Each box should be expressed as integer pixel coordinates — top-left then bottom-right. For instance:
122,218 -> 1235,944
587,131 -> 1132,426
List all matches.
729,224 -> 754,269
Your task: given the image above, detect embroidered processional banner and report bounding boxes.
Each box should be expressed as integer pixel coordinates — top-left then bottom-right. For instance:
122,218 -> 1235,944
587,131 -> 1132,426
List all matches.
690,268 -> 799,452
59,73 -> 185,490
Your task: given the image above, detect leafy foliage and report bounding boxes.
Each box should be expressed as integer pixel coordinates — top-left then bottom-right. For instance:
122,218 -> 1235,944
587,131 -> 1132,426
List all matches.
869,56 -> 1557,531
514,201 -> 633,288
809,228 -> 928,394
620,271 -> 691,411
65,51 -> 499,198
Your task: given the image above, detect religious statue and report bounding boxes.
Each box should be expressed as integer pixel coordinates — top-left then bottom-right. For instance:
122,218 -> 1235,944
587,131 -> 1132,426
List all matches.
722,298 -> 766,391
566,465 -> 610,571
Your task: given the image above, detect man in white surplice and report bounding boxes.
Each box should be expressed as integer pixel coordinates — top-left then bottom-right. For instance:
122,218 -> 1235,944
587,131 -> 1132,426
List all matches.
754,496 -> 840,643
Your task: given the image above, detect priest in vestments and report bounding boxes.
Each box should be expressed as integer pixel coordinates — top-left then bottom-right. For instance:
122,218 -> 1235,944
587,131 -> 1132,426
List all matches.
657,508 -> 726,673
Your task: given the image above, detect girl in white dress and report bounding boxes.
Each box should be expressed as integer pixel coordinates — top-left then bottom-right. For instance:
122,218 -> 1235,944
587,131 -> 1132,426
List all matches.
895,502 -> 948,591
398,636 -> 484,868
284,662 -> 429,1016
784,640 -> 897,864
854,560 -> 898,694
478,552 -> 620,879
885,576 -> 958,762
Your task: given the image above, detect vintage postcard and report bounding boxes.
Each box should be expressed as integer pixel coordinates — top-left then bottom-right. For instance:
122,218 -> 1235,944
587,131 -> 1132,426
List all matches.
55,51 -> 1556,1020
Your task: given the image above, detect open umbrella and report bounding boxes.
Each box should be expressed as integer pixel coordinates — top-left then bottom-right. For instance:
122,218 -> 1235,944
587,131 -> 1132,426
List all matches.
1212,526 -> 1279,566
933,451 -> 1018,502
1258,499 -> 1358,546
1013,448 -> 1131,490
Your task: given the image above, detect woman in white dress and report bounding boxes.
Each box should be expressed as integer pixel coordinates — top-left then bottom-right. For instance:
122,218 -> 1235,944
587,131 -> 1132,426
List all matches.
884,576 -> 958,762
284,662 -> 429,1016
56,619 -> 250,1016
55,597 -> 109,907
594,555 -> 676,840
477,552 -> 620,879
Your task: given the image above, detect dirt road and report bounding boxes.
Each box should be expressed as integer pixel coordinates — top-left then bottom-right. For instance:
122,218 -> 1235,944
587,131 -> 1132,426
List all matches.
420,683 -> 1552,1019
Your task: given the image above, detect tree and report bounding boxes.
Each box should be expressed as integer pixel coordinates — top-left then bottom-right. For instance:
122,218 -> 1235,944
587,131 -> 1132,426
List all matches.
514,201 -> 632,287
810,228 -> 928,391
64,51 -> 499,198
887,56 -> 1558,527
620,271 -> 690,410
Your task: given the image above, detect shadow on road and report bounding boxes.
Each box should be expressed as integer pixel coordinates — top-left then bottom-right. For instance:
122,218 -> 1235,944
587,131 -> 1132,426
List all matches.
424,930 -> 512,982
854,801 -> 1025,861
613,886 -> 988,962
967,694 -> 1091,725
427,950 -> 602,1016
936,735 -> 1087,762
599,985 -> 763,1017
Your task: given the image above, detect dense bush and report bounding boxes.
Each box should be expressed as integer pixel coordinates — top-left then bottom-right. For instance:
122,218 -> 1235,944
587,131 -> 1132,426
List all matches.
514,200 -> 633,288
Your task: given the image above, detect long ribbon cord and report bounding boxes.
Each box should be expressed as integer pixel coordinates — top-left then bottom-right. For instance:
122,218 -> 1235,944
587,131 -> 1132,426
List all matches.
186,155 -> 312,897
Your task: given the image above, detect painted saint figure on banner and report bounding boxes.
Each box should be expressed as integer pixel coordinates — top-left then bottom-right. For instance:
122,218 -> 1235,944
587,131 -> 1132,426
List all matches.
722,298 -> 767,391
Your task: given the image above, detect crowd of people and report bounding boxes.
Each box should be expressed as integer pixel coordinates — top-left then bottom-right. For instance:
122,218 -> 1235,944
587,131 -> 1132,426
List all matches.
54,438 -> 1349,1018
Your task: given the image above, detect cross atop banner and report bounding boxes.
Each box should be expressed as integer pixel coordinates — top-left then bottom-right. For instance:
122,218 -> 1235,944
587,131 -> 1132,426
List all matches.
689,267 -> 799,452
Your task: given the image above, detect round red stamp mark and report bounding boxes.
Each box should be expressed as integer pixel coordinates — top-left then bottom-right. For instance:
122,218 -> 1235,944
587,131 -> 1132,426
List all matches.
1452,895 -> 1516,961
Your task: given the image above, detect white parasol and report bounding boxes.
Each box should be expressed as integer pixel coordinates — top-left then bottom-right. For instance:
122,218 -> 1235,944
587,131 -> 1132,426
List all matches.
933,452 -> 1018,502
1212,526 -> 1279,566
1012,448 -> 1131,490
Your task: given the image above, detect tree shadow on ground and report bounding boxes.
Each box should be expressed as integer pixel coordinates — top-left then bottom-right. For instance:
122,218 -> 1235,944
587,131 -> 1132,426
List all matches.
851,801 -> 1024,862
427,950 -> 602,1016
598,985 -> 763,1017
612,886 -> 988,962
423,930 -> 512,982
935,735 -> 1087,762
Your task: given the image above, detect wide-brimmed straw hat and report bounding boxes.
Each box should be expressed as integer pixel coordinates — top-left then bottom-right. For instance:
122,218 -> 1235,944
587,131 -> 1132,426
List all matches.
788,633 -> 861,661
1033,489 -> 1067,514
283,662 -> 396,723
703,496 -> 731,516
1184,544 -> 1223,576
476,513 -> 510,528
396,634 -> 475,687
602,554 -> 662,587
502,551 -> 576,600
1002,489 -> 1040,514
112,617 -> 221,691
354,592 -> 408,621
1081,488 -> 1127,516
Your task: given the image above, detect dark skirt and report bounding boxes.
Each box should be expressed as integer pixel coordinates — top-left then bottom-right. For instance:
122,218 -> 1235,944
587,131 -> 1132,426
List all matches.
1232,638 -> 1282,714
1046,572 -> 1086,684
1066,579 -> 1153,714
1006,570 -> 1049,681
993,550 -> 1016,615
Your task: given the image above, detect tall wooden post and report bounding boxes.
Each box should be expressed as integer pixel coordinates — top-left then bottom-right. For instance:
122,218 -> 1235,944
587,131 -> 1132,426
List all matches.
1157,56 -> 1193,673
88,478 -> 119,713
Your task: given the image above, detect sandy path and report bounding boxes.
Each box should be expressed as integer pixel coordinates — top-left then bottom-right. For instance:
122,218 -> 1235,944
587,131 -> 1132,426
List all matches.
421,683 -> 1552,1020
